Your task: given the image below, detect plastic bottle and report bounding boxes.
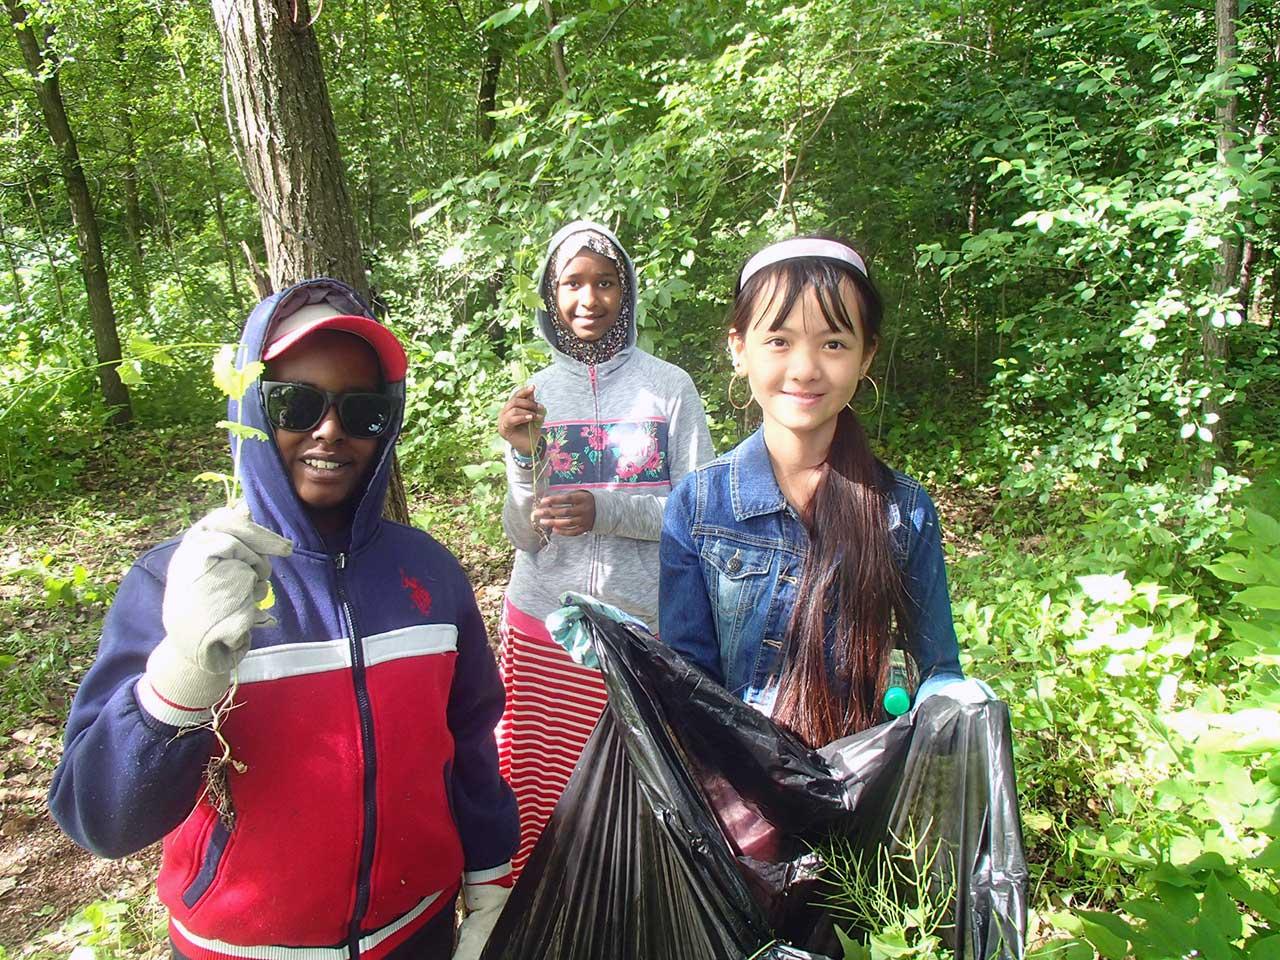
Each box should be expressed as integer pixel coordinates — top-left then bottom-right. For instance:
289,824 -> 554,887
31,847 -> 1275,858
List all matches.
883,649 -> 912,717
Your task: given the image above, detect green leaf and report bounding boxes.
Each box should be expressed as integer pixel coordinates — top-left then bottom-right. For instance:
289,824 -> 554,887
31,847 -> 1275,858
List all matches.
1248,511 -> 1280,547
1235,586 -> 1280,610
1249,935 -> 1280,959
216,420 -> 269,443
479,3 -> 527,30
1126,897 -> 1203,957
1075,910 -> 1130,960
1077,572 -> 1132,605
868,928 -> 914,960
212,345 -> 264,400
116,360 -> 145,386
1207,554 -> 1259,584
128,334 -> 175,365
834,925 -> 870,960
1197,875 -> 1242,945
194,471 -> 232,485
1252,840 -> 1280,870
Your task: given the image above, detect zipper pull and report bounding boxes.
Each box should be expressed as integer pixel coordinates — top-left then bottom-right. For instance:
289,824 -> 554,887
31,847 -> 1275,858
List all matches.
335,552 -> 347,571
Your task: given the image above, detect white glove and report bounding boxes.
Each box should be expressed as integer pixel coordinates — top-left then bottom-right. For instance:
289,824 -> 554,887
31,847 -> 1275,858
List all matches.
143,506 -> 292,715
915,675 -> 997,705
452,883 -> 510,960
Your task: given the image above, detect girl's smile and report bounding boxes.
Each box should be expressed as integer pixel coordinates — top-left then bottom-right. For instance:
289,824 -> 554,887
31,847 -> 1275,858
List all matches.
556,250 -> 622,341
729,276 -> 877,441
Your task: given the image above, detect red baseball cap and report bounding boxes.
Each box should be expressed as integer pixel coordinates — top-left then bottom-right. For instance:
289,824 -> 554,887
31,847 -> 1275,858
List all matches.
263,302 -> 408,381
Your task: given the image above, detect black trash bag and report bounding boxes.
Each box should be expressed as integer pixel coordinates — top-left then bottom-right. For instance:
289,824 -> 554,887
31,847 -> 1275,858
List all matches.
480,600 -> 1027,960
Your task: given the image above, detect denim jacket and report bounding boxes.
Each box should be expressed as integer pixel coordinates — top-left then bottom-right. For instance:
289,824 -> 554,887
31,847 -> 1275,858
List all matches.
658,428 -> 963,714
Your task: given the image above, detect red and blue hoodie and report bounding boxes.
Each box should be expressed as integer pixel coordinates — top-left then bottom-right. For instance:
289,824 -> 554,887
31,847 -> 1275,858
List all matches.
48,278 -> 518,960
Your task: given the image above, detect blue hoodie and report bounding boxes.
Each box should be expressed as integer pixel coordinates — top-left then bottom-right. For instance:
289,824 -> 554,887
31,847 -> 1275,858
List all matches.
48,278 -> 517,960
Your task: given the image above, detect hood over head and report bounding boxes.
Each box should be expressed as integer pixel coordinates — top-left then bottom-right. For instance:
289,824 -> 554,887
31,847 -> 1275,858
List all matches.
536,220 -> 638,364
229,277 -> 406,555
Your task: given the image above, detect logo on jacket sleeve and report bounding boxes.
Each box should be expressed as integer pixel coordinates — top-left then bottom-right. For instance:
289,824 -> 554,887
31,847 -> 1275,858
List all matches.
400,569 -> 432,614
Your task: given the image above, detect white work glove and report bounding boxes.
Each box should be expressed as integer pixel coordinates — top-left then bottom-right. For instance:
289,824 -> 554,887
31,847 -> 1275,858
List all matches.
915,675 -> 997,705
143,506 -> 292,715
452,882 -> 510,960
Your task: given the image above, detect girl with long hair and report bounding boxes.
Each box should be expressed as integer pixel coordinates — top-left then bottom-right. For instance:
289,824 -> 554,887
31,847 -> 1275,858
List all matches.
659,237 -> 964,748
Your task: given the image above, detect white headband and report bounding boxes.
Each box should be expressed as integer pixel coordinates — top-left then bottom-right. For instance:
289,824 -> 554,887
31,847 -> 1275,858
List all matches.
738,238 -> 867,289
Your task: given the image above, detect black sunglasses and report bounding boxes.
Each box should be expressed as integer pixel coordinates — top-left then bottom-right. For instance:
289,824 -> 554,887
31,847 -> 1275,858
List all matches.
260,381 -> 396,438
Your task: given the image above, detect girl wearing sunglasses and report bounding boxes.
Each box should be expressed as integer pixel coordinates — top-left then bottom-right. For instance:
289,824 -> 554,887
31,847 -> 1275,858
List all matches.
49,278 -> 517,960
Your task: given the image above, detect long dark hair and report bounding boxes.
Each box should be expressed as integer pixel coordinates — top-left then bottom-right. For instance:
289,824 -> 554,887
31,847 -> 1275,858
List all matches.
730,237 -> 909,747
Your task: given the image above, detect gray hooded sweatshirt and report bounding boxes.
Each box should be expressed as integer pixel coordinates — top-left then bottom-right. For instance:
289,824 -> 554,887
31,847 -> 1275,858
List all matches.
502,221 -> 714,629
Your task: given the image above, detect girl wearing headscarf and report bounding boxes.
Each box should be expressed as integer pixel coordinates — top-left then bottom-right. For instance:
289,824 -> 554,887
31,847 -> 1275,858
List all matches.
495,220 -> 713,876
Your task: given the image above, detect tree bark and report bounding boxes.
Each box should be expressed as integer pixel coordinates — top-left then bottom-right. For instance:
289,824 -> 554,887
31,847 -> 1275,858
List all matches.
122,123 -> 150,310
477,39 -> 502,144
0,203 -> 29,327
212,0 -> 368,299
540,0 -> 570,96
1211,0 -> 1242,305
1202,0 -> 1239,473
26,182 -> 68,324
212,0 -> 408,523
6,0 -> 132,423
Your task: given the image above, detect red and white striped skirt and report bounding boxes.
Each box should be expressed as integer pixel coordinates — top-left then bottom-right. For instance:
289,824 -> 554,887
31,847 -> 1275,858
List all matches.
495,599 -> 609,879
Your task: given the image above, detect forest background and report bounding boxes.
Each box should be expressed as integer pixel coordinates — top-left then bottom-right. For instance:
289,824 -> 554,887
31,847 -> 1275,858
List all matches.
0,0 -> 1278,957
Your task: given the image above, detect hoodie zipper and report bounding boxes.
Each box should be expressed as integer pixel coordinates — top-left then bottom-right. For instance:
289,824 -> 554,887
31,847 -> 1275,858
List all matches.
336,552 -> 378,960
587,364 -> 602,597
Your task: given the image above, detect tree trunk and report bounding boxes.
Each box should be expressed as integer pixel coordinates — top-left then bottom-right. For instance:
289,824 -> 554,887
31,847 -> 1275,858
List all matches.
6,0 -> 132,424
26,182 -> 68,324
1239,238 -> 1256,319
148,168 -> 199,318
0,203 -> 30,327
540,0 -> 570,96
212,0 -> 408,523
212,0 -> 367,298
477,39 -> 503,144
122,124 -> 150,310
1202,0 -> 1239,474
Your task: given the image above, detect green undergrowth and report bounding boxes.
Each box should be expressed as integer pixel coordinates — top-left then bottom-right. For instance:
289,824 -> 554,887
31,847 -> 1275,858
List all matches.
948,469 -> 1280,957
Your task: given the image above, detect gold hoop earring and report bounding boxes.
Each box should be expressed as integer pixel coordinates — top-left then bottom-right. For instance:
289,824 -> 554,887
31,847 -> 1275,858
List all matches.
847,375 -> 881,415
728,372 -> 753,411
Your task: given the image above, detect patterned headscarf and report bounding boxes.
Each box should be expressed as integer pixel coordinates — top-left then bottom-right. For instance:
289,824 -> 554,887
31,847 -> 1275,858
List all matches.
541,229 -> 632,366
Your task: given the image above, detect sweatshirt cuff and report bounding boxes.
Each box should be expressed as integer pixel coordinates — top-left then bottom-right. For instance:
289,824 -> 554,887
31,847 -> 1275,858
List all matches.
135,677 -> 213,728
464,862 -> 513,887
140,640 -> 229,725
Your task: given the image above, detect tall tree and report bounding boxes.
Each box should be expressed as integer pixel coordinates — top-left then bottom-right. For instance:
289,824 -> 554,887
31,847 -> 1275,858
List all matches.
212,0 -> 367,297
5,0 -> 132,423
1203,0 -> 1240,469
212,0 -> 407,521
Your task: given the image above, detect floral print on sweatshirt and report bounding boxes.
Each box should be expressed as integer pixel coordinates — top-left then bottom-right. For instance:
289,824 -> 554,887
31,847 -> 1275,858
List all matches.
540,419 -> 670,487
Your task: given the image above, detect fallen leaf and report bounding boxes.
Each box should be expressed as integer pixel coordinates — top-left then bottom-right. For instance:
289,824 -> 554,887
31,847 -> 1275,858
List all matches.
1,815 -> 36,837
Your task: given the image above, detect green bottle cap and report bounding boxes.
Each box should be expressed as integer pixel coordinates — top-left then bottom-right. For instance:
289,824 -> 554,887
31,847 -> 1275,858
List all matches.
883,686 -> 911,717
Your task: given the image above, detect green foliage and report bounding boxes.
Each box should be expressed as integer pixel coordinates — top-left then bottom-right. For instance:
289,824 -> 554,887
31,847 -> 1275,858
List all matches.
2,557 -> 114,610
953,488 -> 1280,954
53,896 -> 165,959
821,825 -> 957,960
913,1 -> 1279,501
